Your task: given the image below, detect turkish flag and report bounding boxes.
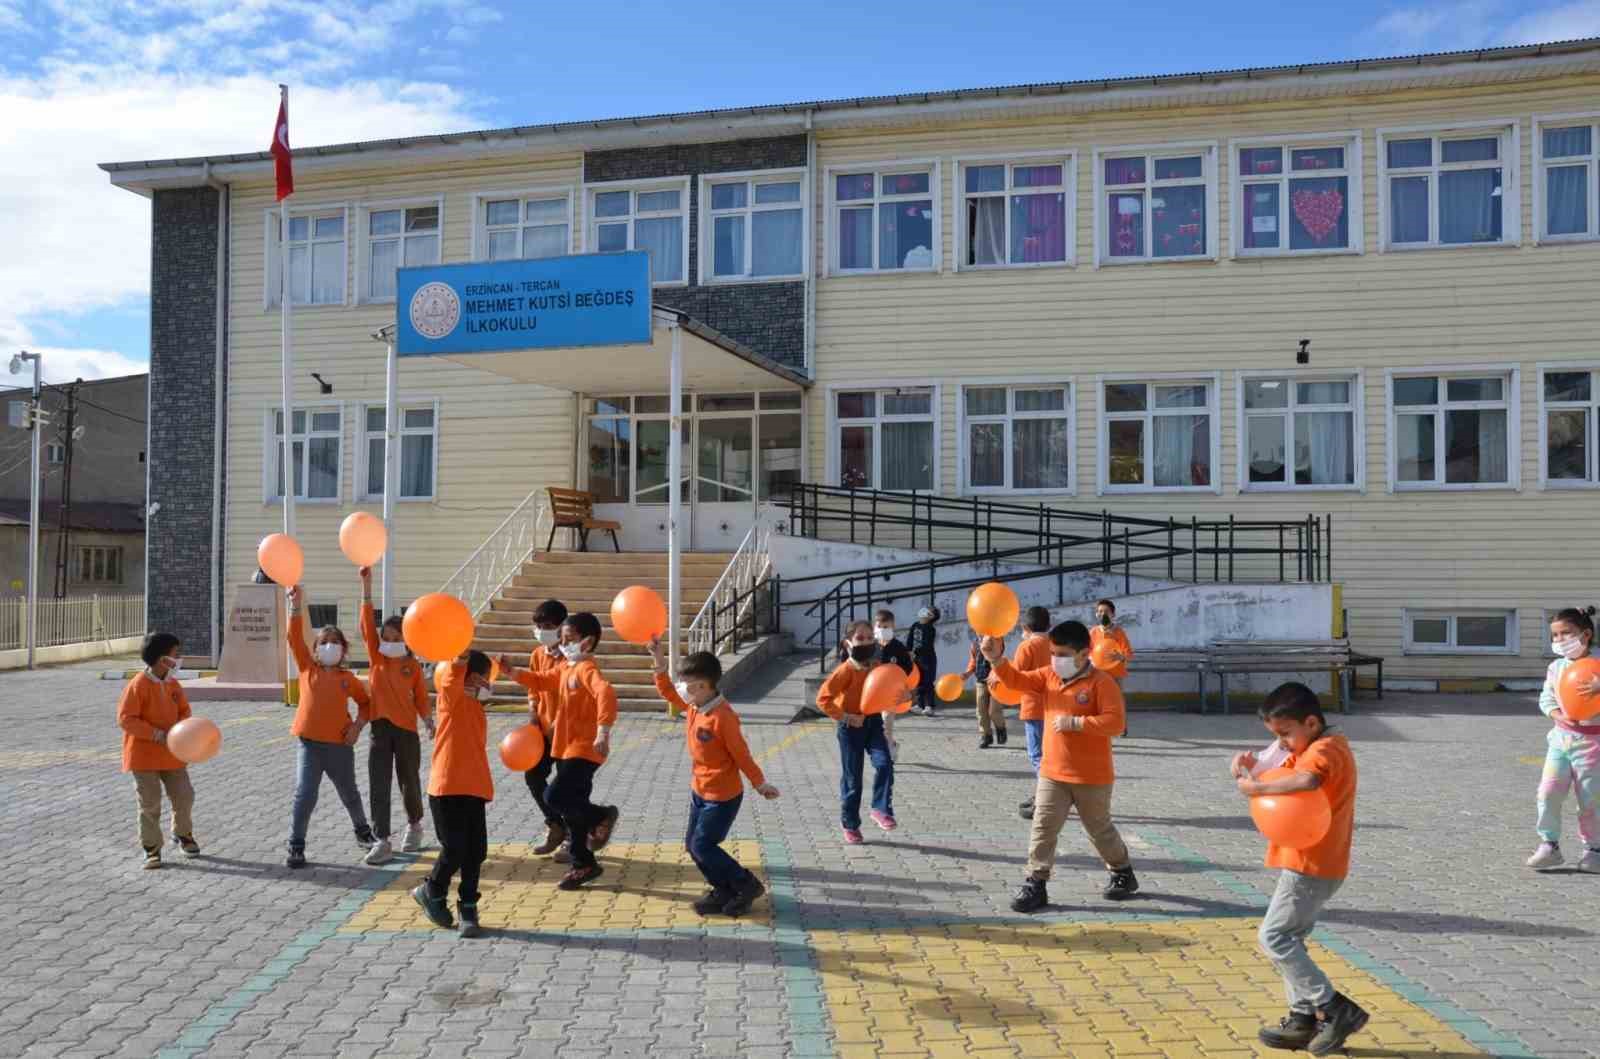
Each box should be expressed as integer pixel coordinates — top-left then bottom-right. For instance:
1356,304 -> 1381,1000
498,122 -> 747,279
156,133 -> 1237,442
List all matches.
270,86 -> 293,201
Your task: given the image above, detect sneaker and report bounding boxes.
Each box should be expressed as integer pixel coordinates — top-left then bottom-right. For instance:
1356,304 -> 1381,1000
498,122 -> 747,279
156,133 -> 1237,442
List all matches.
996,727 -> 1008,745
869,809 -> 897,832
142,847 -> 162,870
400,823 -> 424,853
285,845 -> 307,869
1258,1012 -> 1318,1051
1010,877 -> 1048,913
1306,992 -> 1370,1056
411,883 -> 455,928
1018,797 -> 1034,810
457,902 -> 482,939
1103,866 -> 1139,901
1579,849 -> 1600,874
1526,841 -> 1564,870
173,834 -> 201,857
1018,800 -> 1035,821
721,876 -> 766,917
354,826 -> 377,848
693,887 -> 735,915
979,734 -> 993,749
925,706 -> 937,718
533,823 -> 567,856
842,827 -> 864,846
552,840 -> 574,865
557,863 -> 605,891
364,838 -> 394,866
589,806 -> 620,851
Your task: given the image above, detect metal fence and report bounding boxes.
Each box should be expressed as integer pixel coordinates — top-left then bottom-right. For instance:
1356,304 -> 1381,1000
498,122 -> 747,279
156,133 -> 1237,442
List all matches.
0,594 -> 145,650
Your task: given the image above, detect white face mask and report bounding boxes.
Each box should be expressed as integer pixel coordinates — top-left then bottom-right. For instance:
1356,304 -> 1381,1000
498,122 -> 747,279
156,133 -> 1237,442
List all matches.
1051,656 -> 1080,679
917,609 -> 934,622
474,683 -> 493,702
377,641 -> 408,659
674,681 -> 692,702
536,628 -> 560,647
1553,636 -> 1587,661
315,643 -> 344,667
873,627 -> 894,644
559,642 -> 584,663
160,656 -> 182,676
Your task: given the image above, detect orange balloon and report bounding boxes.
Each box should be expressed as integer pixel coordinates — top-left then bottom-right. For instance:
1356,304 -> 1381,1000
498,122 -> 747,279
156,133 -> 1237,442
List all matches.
610,585 -> 668,645
1090,640 -> 1122,671
499,724 -> 546,771
889,696 -> 913,715
1249,767 -> 1333,849
338,512 -> 388,568
861,665 -> 905,715
403,593 -> 475,662
935,673 -> 964,701
966,582 -> 1020,638
990,681 -> 1023,707
167,717 -> 222,764
257,533 -> 304,586
904,663 -> 921,690
1558,657 -> 1600,722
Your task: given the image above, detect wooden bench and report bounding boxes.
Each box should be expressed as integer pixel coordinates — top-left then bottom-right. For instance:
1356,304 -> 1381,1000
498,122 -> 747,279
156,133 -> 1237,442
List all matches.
546,487 -> 621,553
1207,639 -> 1384,715
1125,649 -> 1212,711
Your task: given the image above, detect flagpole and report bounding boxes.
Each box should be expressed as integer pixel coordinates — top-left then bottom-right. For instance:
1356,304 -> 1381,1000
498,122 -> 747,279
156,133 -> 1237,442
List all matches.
277,84 -> 298,706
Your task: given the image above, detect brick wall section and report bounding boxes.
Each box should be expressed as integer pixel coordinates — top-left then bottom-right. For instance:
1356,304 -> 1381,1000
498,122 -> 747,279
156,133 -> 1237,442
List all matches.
585,136 -> 808,371
149,186 -> 224,656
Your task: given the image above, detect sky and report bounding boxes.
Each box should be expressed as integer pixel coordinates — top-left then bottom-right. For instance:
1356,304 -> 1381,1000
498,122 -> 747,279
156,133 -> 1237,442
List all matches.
0,0 -> 1597,390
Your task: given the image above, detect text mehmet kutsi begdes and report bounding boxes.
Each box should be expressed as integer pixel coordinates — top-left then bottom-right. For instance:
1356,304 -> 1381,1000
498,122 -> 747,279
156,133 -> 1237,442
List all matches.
459,278 -> 637,334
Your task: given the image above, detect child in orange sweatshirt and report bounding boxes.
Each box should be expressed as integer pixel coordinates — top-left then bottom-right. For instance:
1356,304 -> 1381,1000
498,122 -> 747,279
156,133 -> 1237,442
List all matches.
1010,606 -> 1054,820
511,599 -> 569,858
817,620 -> 896,845
118,632 -> 199,869
358,567 -> 432,864
1090,598 -> 1135,736
411,650 -> 496,938
285,585 -> 376,869
648,637 -> 779,916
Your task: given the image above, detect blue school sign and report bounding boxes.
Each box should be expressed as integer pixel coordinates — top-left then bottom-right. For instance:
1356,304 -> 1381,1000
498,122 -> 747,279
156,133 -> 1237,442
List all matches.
394,251 -> 652,356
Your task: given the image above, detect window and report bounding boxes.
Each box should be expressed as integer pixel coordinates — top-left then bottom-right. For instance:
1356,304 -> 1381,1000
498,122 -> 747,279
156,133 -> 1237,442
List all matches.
76,546 -> 122,585
587,180 -> 688,283
1389,370 -> 1516,489
45,442 -> 64,465
270,209 -> 346,306
268,406 -> 342,501
1535,117 -> 1600,242
365,203 -> 439,301
1381,127 -> 1514,248
832,387 -> 936,490
363,404 -> 438,501
703,172 -> 805,280
1403,609 -> 1516,655
758,391 -> 804,501
1096,145 -> 1215,264
830,164 -> 937,273
1234,138 -> 1358,255
481,191 -> 571,261
586,397 -> 632,504
1541,366 -> 1600,487
962,384 -> 1072,493
307,603 -> 340,630
1100,378 -> 1217,491
1241,375 -> 1360,490
958,157 -> 1071,268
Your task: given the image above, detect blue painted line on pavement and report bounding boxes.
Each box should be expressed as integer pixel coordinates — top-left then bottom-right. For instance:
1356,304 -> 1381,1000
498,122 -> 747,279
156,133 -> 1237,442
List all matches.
762,834 -> 836,1059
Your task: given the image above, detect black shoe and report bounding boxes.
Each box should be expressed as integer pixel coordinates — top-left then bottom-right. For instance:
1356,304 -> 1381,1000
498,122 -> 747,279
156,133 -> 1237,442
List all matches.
1307,993 -> 1369,1056
996,728 -> 1008,745
979,734 -> 993,749
457,902 -> 482,938
1018,800 -> 1035,821
355,825 -> 377,848
1258,1012 -> 1318,1050
1010,877 -> 1048,913
411,883 -> 454,928
557,862 -> 605,891
721,876 -> 766,917
1103,866 -> 1139,901
693,887 -> 735,915
925,706 -> 937,718
589,806 -> 620,851
285,845 -> 307,869
142,847 -> 162,870
1018,797 -> 1033,810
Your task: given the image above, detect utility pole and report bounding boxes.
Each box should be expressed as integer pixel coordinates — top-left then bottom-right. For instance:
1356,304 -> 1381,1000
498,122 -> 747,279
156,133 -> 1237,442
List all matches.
7,350 -> 44,668
52,380 -> 81,598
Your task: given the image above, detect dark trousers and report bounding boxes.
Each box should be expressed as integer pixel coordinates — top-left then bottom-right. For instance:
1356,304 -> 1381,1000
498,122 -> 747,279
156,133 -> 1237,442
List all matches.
546,758 -> 608,868
523,743 -> 558,826
686,792 -> 749,891
914,653 -> 937,711
837,715 -> 894,830
368,719 -> 423,840
426,794 -> 487,905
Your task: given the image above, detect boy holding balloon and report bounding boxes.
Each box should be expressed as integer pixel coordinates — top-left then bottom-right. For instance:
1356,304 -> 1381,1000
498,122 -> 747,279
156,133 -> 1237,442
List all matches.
118,632 -> 201,869
511,599 -> 571,859
1527,605 -> 1600,873
358,567 -> 432,865
1008,606 -> 1054,820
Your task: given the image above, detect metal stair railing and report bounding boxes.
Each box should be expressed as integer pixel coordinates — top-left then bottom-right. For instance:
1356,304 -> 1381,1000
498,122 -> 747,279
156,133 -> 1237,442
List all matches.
687,506 -> 778,658
438,489 -> 553,620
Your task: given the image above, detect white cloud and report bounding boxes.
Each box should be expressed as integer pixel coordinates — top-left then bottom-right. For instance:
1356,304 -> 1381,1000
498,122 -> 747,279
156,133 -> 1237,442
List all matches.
1506,1 -> 1600,43
1368,1 -> 1600,51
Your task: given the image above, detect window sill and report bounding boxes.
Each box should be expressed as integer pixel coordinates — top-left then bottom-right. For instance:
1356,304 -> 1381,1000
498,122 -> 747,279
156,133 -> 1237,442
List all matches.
1234,247 -> 1361,260
1539,480 -> 1600,491
1534,233 -> 1600,246
955,260 -> 1075,273
702,273 -> 807,286
1097,254 -> 1217,267
827,267 -> 939,278
965,487 -> 1077,497
1101,484 -> 1220,495
1241,483 -> 1363,494
1381,240 -> 1519,253
1391,482 -> 1517,492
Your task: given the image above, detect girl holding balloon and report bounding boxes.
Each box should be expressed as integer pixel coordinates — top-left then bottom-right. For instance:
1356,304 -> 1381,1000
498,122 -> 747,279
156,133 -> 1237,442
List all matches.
358,567 -> 433,865
817,620 -> 897,843
1527,605 -> 1600,873
117,632 -> 201,869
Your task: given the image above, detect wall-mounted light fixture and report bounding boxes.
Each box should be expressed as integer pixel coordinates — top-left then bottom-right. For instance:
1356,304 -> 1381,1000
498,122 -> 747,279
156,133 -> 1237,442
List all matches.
1296,339 -> 1311,365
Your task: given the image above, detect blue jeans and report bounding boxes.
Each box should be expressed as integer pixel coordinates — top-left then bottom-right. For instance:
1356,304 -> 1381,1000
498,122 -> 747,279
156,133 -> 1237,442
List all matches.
686,792 -> 749,892
837,715 -> 894,829
1024,719 -> 1045,773
289,738 -> 371,849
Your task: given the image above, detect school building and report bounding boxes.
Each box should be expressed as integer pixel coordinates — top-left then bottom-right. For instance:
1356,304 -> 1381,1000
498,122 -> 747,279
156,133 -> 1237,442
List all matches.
102,38 -> 1600,694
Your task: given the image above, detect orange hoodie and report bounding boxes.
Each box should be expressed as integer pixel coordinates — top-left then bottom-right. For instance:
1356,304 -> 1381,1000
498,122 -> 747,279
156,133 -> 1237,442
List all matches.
990,657 -> 1125,785
516,657 -> 618,765
288,613 -> 371,744
655,674 -> 766,801
360,603 -> 429,732
511,644 -> 562,732
1009,635 -> 1054,721
1089,624 -> 1135,680
816,661 -> 869,719
427,660 -> 493,801
117,671 -> 192,772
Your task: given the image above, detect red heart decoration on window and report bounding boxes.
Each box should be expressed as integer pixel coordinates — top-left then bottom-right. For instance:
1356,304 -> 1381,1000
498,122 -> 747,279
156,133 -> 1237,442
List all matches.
1291,188 -> 1344,243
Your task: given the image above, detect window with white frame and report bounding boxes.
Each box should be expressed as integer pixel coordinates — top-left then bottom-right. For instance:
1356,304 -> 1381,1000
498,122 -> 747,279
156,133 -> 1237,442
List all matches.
1242,375 -> 1359,489
483,193 -> 570,260
589,182 -> 686,283
1542,367 -> 1600,486
1403,609 -> 1516,654
834,388 -> 935,490
705,173 -> 804,280
366,204 -> 439,301
1236,140 -> 1355,253
1382,128 -> 1511,248
1537,119 -> 1599,241
1102,379 -> 1215,490
1390,371 -> 1513,488
959,158 -> 1070,268
363,404 -> 438,500
45,442 -> 64,465
268,407 -> 342,501
963,384 -> 1072,492
832,166 -> 936,272
1100,147 -> 1213,262
271,210 -> 346,305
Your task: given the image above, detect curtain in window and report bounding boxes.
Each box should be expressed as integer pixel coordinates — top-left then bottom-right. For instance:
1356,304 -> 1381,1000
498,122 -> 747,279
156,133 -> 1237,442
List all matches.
1011,193 -> 1065,263
1389,177 -> 1430,242
752,210 -> 802,276
968,199 -> 1005,265
1296,411 -> 1353,485
1477,411 -> 1507,482
1439,169 -> 1502,243
1546,165 -> 1589,235
307,438 -> 339,497
882,422 -> 932,490
1153,415 -> 1208,486
401,435 -> 434,497
968,423 -> 1003,486
635,217 -> 683,282
1012,419 -> 1070,489
1444,410 -> 1507,483
839,208 -> 872,269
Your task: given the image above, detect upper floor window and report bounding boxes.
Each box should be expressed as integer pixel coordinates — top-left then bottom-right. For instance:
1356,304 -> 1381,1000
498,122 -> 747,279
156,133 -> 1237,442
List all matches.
268,406 -> 342,502
833,387 -> 936,490
830,165 -> 937,274
1234,138 -> 1358,255
269,209 -> 346,306
962,383 -> 1072,493
1380,127 -> 1514,249
362,403 -> 439,501
77,545 -> 123,586
1541,366 -> 1600,488
482,192 -> 570,261
703,172 -> 805,281
957,157 -> 1072,269
366,204 -> 439,301
588,180 -> 687,284
45,442 -> 64,465
1241,374 -> 1360,490
1389,369 -> 1516,490
1096,145 -> 1216,264
1535,118 -> 1600,242
1100,377 -> 1217,491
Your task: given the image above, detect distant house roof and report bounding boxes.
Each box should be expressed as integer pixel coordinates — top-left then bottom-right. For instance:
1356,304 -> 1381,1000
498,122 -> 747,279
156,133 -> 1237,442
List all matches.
0,500 -> 144,534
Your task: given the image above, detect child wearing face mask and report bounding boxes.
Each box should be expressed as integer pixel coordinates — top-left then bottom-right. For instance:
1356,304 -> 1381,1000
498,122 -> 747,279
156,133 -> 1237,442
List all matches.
1090,598 -> 1134,737
358,567 -> 432,865
506,599 -> 569,860
982,620 -> 1138,911
860,610 -> 912,758
906,605 -> 941,716
411,650 -> 496,938
118,631 -> 200,870
965,630 -> 1008,749
284,585 -> 377,869
1009,607 -> 1054,820
1527,605 -> 1600,873
648,638 -> 779,916
817,620 -> 897,843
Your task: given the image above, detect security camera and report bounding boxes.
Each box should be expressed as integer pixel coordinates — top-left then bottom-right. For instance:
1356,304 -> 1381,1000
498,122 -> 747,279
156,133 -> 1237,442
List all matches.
7,355 -> 21,375
147,501 -> 161,518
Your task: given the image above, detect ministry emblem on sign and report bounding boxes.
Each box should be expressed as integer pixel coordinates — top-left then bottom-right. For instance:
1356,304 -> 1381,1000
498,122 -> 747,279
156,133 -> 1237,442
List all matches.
409,281 -> 461,339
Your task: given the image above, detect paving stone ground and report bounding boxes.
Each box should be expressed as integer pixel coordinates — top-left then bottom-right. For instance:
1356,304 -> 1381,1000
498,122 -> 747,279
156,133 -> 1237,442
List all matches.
1,655 -> 1595,1058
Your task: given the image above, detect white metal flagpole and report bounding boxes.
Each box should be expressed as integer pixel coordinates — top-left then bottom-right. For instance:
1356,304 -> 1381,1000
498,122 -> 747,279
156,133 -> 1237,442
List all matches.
381,333 -> 398,618
277,84 -> 296,704
667,322 -> 683,686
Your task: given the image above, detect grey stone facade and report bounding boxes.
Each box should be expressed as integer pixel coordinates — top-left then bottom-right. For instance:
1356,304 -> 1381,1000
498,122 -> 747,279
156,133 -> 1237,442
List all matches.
585,136 -> 808,371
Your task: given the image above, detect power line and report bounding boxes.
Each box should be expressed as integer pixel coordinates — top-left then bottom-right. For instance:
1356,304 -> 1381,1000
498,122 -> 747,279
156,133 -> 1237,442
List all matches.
71,396 -> 146,425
